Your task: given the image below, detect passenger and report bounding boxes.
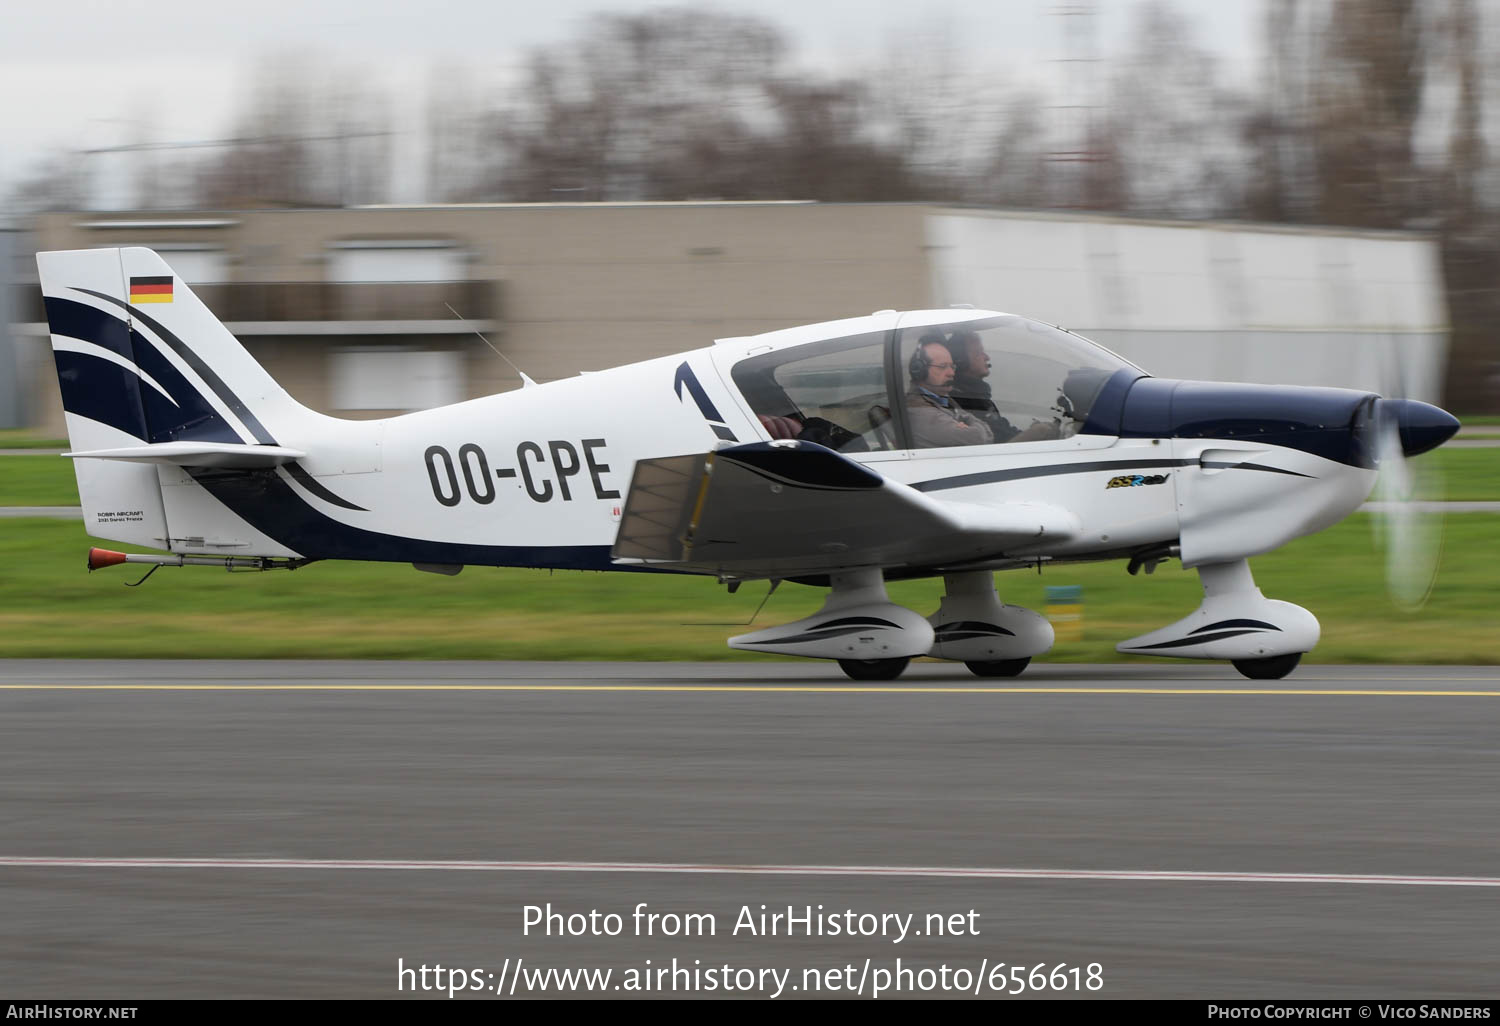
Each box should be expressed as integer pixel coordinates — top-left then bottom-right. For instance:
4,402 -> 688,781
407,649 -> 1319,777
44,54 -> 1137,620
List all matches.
905,335 -> 994,447
947,329 -> 1060,444
947,329 -> 1019,442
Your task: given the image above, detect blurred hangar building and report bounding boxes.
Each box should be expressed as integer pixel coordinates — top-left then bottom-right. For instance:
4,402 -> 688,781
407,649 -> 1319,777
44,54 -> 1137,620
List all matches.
0,227 -> 19,429
12,203 -> 1447,436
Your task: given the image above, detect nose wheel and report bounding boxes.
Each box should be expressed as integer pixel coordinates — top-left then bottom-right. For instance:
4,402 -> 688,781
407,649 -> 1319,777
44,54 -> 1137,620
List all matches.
1231,653 -> 1302,680
965,658 -> 1031,678
837,657 -> 911,681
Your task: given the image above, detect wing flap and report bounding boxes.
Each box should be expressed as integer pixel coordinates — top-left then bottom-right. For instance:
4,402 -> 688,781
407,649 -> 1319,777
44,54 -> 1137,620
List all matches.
612,441 -> 1077,576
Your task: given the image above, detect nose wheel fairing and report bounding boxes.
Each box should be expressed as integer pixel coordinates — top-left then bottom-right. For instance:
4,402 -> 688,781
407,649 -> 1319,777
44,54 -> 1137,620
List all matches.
1116,559 -> 1319,676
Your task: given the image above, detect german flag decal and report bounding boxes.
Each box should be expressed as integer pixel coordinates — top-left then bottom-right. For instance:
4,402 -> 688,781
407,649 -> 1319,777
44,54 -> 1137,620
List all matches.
128,275 -> 173,304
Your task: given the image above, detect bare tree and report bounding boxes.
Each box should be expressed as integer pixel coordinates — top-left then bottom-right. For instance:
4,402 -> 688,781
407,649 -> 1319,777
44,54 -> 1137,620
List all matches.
864,18 -> 998,202
485,8 -> 944,203
1244,0 -> 1320,222
3,151 -> 88,214
1431,0 -> 1499,412
1308,0 -> 1428,228
488,9 -> 786,201
190,54 -> 394,208
970,95 -> 1053,208
1105,2 -> 1254,219
424,64 -> 495,203
1436,0 -> 1485,224
758,78 -> 921,201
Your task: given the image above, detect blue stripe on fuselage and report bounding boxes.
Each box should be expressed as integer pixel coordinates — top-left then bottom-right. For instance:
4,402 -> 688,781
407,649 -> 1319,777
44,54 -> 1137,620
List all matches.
185,465 -> 645,571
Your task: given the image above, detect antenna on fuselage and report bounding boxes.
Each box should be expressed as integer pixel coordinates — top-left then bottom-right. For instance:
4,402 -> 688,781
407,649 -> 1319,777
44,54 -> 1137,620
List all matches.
444,302 -> 536,388
683,580 -> 781,626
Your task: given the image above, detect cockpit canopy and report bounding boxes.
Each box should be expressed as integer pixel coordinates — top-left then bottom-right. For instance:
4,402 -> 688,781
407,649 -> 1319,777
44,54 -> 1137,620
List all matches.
730,314 -> 1143,453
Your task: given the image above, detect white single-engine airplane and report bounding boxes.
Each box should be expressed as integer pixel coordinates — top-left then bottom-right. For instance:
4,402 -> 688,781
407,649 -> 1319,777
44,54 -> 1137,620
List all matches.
39,247 -> 1459,680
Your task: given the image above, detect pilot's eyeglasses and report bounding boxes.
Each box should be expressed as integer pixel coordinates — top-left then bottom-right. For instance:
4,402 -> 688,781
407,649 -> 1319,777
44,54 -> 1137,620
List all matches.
929,361 -> 955,370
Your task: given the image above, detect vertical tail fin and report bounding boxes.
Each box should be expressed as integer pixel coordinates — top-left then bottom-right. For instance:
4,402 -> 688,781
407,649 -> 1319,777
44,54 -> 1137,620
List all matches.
37,247 -> 315,549
38,247 -> 306,448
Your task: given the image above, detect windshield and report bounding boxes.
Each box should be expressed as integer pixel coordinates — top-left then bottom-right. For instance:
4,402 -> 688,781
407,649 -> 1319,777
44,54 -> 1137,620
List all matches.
898,316 -> 1139,448
729,316 -> 1141,453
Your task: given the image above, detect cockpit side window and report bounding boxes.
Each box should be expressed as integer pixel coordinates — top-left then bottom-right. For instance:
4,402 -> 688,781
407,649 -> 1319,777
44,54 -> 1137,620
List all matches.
897,316 -> 1137,449
730,332 -> 895,453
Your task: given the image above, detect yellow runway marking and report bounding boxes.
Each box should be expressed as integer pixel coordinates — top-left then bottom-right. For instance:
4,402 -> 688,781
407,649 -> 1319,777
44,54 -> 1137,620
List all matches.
1,684 -> 1498,696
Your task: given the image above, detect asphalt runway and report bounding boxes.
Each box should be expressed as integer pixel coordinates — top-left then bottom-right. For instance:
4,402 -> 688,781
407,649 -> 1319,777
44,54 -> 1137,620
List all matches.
2,660 -> 1499,1000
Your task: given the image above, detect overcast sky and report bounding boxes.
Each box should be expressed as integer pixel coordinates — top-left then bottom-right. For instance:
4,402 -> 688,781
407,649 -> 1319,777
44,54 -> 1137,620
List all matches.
0,0 -> 1261,205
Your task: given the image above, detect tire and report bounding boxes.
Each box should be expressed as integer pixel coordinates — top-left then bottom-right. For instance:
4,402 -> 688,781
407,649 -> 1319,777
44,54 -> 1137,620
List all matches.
965,657 -> 1031,678
837,657 -> 910,681
1231,653 -> 1302,680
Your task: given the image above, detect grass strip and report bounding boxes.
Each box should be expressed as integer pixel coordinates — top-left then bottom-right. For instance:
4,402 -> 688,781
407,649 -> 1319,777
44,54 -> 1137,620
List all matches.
0,455 -> 79,505
1,516 -> 1496,664
0,430 -> 67,449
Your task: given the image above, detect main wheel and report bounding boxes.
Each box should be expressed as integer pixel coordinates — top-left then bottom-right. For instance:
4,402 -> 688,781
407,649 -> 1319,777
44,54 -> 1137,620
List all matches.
1231,653 -> 1302,680
965,657 -> 1031,678
837,657 -> 910,681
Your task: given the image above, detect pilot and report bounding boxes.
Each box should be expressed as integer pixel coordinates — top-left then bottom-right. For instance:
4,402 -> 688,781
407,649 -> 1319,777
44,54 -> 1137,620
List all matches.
947,329 -> 1060,444
905,334 -> 994,447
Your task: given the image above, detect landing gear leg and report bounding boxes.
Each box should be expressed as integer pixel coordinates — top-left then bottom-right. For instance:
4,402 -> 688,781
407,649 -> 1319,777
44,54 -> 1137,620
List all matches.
925,571 -> 1054,677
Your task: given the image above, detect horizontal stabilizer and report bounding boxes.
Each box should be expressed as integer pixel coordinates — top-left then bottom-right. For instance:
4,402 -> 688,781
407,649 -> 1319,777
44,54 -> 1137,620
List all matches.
612,440 -> 1077,577
65,441 -> 306,468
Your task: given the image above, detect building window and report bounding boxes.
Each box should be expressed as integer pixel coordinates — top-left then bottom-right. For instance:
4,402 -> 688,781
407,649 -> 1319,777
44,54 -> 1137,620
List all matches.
330,348 -> 462,411
325,241 -> 466,282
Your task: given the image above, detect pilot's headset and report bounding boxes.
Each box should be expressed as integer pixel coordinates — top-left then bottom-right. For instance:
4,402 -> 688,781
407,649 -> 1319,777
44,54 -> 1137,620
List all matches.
908,333 -> 951,382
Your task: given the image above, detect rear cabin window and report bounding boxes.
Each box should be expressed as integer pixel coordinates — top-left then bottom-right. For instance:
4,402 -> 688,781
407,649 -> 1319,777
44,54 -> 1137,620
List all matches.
730,332 -> 895,453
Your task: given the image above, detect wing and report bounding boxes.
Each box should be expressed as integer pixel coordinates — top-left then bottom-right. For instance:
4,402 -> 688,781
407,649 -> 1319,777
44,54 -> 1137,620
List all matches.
611,440 -> 1078,577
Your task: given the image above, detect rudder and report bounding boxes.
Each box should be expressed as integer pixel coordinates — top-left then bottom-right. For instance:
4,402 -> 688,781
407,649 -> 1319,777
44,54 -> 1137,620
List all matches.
38,247 -> 314,550
38,249 -> 168,546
